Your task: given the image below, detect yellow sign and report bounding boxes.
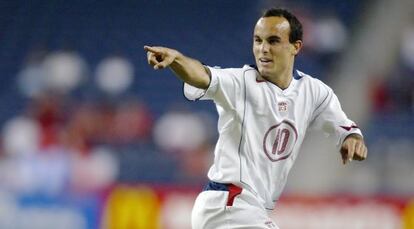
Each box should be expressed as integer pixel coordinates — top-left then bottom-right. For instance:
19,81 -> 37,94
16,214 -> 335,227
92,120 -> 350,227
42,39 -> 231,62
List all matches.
102,185 -> 161,229
404,199 -> 414,229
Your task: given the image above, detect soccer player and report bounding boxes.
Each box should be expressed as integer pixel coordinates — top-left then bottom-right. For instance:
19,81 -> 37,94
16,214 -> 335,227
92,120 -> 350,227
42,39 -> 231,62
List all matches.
145,7 -> 367,229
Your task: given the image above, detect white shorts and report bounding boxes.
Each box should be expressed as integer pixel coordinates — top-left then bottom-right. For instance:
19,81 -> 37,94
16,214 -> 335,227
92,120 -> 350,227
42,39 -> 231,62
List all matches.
191,182 -> 278,229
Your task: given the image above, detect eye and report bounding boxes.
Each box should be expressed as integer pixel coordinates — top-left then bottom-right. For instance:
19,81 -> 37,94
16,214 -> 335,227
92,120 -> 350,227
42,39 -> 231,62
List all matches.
254,37 -> 262,43
268,38 -> 279,45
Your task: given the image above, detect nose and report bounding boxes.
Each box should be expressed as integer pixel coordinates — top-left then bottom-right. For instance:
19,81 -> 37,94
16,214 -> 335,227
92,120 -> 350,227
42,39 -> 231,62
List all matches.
260,41 -> 270,53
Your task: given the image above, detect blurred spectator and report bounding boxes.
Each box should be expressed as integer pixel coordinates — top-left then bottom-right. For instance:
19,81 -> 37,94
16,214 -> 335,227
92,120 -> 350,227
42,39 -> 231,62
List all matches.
0,148 -> 70,195
69,146 -> 119,193
2,116 -> 40,156
153,108 -> 214,183
153,109 -> 210,154
369,68 -> 414,115
310,15 -> 348,55
42,50 -> 88,94
401,25 -> 414,71
95,56 -> 134,96
0,116 -> 69,195
399,25 -> 414,113
62,103 -> 100,155
28,94 -> 67,149
17,48 -> 48,98
112,99 -> 153,145
368,25 -> 414,116
370,76 -> 393,113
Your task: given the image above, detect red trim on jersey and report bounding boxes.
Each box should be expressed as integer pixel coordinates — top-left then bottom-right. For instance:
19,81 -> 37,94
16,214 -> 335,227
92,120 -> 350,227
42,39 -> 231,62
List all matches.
340,125 -> 359,131
226,184 -> 242,206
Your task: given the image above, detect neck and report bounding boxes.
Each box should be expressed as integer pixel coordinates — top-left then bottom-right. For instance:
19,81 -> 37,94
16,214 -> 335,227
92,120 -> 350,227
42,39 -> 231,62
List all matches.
263,67 -> 294,90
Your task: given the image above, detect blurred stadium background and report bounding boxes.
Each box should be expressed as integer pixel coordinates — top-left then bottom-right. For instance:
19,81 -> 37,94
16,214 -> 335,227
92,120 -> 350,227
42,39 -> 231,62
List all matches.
0,0 -> 413,228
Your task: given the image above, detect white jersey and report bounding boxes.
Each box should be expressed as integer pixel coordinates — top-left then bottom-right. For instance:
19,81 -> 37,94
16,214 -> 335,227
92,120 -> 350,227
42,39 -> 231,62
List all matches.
184,65 -> 362,210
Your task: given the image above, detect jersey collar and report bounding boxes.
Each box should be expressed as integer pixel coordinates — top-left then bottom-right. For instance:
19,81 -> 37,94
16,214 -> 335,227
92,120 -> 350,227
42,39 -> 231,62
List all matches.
249,65 -> 301,92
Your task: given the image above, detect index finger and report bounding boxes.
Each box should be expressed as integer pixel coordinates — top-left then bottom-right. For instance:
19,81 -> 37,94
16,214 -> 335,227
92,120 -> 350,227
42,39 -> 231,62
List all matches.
341,141 -> 355,165
346,142 -> 356,164
144,45 -> 162,54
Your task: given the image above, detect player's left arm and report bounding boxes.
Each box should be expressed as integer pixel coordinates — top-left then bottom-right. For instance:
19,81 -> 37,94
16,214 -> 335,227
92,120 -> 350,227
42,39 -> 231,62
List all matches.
309,82 -> 368,165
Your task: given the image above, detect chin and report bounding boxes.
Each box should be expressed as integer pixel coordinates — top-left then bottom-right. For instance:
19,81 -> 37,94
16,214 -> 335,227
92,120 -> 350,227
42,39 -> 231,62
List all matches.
258,69 -> 269,77
257,66 -> 269,75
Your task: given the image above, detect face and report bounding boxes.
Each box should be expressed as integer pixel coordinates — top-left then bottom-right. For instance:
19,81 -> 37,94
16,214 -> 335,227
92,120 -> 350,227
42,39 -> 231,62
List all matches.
253,16 -> 301,78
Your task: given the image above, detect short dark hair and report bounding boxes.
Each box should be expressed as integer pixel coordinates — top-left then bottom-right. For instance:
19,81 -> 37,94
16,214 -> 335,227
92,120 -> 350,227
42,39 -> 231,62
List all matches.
262,8 -> 303,44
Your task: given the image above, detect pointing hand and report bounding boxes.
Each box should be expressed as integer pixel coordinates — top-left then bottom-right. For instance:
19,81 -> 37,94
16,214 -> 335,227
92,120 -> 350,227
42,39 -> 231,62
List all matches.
340,134 -> 368,165
144,45 -> 178,70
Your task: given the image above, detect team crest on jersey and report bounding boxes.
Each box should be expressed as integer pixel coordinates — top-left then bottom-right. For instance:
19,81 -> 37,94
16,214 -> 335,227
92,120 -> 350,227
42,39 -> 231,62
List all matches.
263,120 -> 298,162
278,101 -> 288,112
264,221 -> 277,228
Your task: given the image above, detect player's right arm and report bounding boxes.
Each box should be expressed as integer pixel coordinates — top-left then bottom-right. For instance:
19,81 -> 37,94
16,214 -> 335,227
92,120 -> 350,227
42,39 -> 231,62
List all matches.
144,45 -> 210,89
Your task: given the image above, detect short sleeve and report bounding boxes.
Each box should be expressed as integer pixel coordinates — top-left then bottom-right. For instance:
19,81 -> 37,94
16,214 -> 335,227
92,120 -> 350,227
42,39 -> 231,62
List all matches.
183,66 -> 218,101
183,66 -> 242,109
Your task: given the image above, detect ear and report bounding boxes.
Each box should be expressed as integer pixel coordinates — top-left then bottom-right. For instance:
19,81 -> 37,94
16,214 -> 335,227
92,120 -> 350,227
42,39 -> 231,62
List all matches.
292,40 -> 303,55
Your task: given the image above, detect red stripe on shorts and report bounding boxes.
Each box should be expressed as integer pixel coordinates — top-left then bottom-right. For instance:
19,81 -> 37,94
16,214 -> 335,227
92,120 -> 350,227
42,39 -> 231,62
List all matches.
226,184 -> 242,206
